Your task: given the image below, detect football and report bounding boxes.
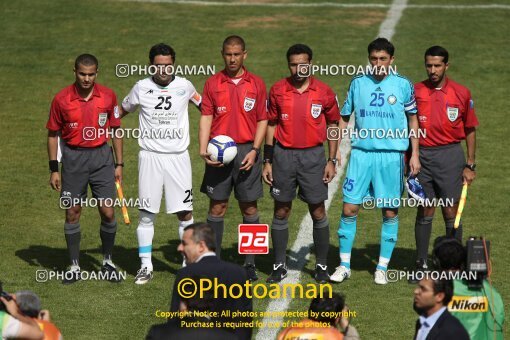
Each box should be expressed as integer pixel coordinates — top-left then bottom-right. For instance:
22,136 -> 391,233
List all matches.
207,135 -> 238,165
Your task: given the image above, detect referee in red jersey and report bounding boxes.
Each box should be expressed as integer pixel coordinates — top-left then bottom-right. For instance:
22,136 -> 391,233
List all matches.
47,54 -> 123,284
262,44 -> 339,283
199,35 -> 268,281
412,46 -> 479,273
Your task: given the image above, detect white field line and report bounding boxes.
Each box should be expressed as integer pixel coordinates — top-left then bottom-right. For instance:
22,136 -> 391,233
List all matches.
117,0 -> 510,10
255,0 -> 407,337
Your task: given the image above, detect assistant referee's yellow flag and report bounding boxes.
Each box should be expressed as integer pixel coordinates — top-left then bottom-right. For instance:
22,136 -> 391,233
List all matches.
454,183 -> 468,229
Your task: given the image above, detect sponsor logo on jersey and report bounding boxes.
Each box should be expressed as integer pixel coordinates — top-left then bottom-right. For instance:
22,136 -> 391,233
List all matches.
176,89 -> 186,96
311,104 -> 322,118
359,109 -> 395,119
281,113 -> 289,121
419,115 -> 427,123
217,106 -> 227,114
448,296 -> 488,312
98,113 -> 108,127
375,87 -> 382,92
145,89 -> 154,94
387,95 -> 397,105
447,106 -> 459,122
67,122 -> 78,129
244,97 -> 256,112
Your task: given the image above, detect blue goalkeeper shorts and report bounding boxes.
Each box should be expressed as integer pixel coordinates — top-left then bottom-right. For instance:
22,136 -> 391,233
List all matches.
342,148 -> 404,208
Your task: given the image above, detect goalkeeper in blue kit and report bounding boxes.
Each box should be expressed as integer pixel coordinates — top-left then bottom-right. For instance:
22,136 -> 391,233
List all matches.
331,38 -> 421,284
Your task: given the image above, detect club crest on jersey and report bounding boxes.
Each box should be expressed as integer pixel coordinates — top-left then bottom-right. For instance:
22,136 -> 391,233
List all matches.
98,113 -> 108,127
447,107 -> 459,122
244,97 -> 256,112
387,95 -> 397,105
311,104 -> 322,118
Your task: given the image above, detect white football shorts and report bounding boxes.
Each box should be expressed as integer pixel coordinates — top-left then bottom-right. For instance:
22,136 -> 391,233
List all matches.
138,149 -> 193,214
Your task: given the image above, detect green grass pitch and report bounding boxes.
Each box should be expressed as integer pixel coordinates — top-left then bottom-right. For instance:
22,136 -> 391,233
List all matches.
0,0 -> 508,339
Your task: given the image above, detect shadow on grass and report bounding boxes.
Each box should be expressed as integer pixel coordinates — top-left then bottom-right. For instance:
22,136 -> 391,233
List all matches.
15,245 -> 176,275
326,243 -> 416,273
288,243 -> 418,280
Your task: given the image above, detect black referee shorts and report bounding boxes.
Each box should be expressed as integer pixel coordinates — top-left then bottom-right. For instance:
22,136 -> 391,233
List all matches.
60,143 -> 116,204
417,143 -> 465,203
270,143 -> 327,204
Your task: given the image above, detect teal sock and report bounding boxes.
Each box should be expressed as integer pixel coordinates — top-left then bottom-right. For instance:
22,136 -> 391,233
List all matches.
377,216 -> 399,271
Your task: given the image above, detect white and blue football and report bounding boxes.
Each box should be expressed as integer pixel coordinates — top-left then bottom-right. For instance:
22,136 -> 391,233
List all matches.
207,135 -> 238,165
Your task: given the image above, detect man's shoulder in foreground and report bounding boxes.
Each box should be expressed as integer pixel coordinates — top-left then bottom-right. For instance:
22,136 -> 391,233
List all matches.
146,319 -> 239,340
176,256 -> 246,281
428,309 -> 469,340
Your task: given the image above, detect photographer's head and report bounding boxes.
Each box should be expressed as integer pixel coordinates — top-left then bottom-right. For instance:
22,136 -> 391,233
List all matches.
14,291 -> 41,318
177,222 -> 216,264
432,236 -> 466,271
308,292 -> 345,327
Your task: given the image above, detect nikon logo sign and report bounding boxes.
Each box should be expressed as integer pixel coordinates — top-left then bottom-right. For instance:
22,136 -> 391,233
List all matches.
448,296 -> 488,312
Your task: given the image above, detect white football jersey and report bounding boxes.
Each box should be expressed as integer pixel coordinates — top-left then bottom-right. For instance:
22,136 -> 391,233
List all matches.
122,76 -> 201,153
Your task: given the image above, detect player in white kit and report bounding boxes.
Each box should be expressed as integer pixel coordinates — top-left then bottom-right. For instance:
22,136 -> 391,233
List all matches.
120,43 -> 202,284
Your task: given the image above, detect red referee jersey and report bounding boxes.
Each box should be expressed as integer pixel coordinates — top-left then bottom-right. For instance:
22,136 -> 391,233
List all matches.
46,83 -> 120,147
268,77 -> 340,148
201,67 -> 267,143
415,78 -> 478,147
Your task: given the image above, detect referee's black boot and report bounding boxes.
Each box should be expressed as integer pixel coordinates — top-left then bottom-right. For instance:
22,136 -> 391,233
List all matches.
101,263 -> 123,283
62,268 -> 81,285
266,263 -> 288,283
314,264 -> 330,284
244,264 -> 258,282
408,259 -> 428,284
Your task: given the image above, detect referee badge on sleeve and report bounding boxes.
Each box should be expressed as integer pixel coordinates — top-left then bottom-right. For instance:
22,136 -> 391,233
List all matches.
98,112 -> 108,127
244,97 -> 256,112
311,103 -> 322,118
447,106 -> 459,122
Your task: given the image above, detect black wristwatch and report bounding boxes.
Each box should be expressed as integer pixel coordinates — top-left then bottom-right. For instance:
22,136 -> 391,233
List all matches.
115,163 -> 124,168
251,147 -> 260,156
328,157 -> 338,165
465,163 -> 476,171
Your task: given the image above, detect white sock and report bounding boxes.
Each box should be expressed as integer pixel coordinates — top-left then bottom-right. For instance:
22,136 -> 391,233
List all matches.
70,264 -> 80,272
138,211 -> 155,272
377,256 -> 390,271
178,217 -> 194,240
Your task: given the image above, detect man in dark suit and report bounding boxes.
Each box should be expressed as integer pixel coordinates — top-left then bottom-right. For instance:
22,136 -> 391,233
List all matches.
170,222 -> 252,340
147,276 -> 238,340
413,277 -> 469,340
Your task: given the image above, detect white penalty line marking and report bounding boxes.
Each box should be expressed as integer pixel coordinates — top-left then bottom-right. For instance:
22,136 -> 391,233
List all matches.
255,0 -> 405,338
117,0 -> 510,10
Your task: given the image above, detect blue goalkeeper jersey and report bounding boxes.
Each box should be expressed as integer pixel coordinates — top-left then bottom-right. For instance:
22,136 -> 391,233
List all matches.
341,73 -> 417,151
